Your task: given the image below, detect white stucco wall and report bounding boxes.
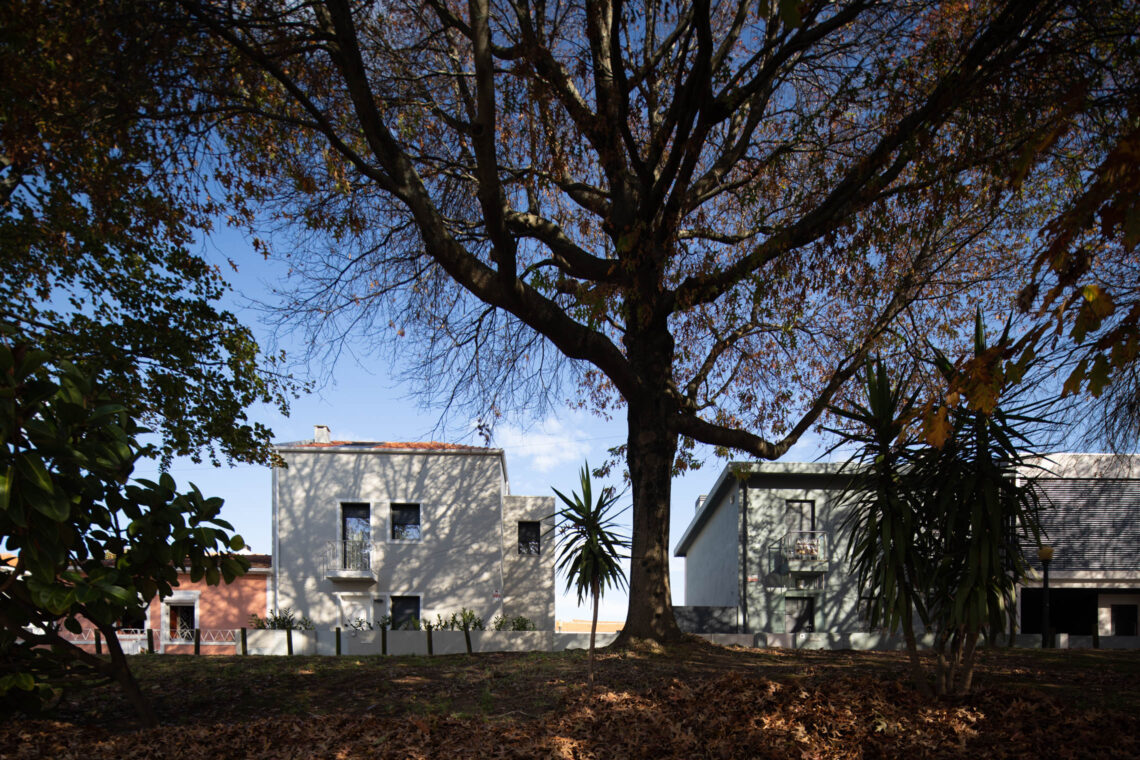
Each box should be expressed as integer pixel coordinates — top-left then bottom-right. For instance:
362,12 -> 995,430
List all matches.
682,492 -> 740,607
273,447 -> 553,629
502,495 -> 556,630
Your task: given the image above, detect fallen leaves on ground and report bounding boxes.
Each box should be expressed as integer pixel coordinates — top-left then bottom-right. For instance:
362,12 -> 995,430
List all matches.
4,654 -> 1139,759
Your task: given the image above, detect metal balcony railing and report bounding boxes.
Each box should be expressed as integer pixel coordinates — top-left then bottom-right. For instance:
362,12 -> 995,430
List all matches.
324,540 -> 374,575
782,531 -> 828,563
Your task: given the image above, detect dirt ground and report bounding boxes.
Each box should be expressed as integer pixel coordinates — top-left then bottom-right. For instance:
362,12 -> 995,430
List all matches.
3,643 -> 1139,758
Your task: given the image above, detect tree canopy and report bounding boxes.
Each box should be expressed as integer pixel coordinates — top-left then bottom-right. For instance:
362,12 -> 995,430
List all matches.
149,0 -> 1138,640
0,330 -> 249,726
0,0 -> 291,466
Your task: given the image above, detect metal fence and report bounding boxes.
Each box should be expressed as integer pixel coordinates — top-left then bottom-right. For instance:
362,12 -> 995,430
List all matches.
323,540 -> 374,574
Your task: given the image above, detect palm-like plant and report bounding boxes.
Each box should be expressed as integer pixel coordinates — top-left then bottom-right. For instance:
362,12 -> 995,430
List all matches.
830,312 -> 1048,697
922,314 -> 1046,695
828,359 -> 934,696
554,463 -> 630,691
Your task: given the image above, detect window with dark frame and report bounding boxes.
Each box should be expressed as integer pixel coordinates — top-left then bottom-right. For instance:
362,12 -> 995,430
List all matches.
1112,604 -> 1139,636
118,607 -> 146,632
391,503 -> 422,541
786,499 -> 816,532
169,604 -> 194,641
341,502 -> 371,570
390,596 -> 421,630
518,521 -> 541,555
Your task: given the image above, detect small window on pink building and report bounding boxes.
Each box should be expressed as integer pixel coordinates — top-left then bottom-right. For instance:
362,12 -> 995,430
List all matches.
169,605 -> 194,641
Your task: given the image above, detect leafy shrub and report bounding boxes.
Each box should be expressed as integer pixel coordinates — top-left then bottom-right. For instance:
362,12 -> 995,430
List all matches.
249,608 -> 314,630
433,608 -> 486,631
492,615 -> 536,631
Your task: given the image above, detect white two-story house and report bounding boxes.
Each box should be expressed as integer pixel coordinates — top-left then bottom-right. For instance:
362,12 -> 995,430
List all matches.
272,426 -> 555,630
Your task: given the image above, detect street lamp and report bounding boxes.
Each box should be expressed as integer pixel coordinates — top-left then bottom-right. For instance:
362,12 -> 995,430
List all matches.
1038,545 -> 1054,648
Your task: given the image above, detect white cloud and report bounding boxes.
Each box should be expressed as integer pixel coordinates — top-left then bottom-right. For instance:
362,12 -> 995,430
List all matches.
495,417 -> 592,473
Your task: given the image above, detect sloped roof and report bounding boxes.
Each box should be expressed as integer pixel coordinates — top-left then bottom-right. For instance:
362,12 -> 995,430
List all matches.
288,440 -> 491,452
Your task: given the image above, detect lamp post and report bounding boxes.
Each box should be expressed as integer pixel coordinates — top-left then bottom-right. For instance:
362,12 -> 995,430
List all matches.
1038,545 -> 1054,648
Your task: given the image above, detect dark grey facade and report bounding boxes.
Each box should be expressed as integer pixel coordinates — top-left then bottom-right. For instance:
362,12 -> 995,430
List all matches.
677,455 -> 1140,641
675,462 -> 863,635
1018,455 -> 1140,638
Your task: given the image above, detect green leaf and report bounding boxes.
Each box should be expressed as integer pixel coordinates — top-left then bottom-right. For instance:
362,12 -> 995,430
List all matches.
15,453 -> 55,495
0,466 -> 12,513
1087,354 -> 1111,397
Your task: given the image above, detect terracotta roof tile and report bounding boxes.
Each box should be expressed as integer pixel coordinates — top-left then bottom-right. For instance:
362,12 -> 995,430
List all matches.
293,440 -> 489,452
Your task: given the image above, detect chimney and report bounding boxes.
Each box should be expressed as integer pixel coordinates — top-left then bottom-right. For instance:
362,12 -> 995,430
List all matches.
314,425 -> 331,444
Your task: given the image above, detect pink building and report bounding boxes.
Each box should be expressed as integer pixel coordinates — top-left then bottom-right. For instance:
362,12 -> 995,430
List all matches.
65,554 -> 272,655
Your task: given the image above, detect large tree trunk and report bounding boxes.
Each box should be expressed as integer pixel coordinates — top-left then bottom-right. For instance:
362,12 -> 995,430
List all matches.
615,387 -> 684,644
97,621 -> 158,727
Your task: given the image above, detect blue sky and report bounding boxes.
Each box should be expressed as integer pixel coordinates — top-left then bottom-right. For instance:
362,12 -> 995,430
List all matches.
134,227 -> 833,623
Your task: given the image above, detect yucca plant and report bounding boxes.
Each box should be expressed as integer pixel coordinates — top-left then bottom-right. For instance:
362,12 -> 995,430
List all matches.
554,463 -> 630,691
921,314 -> 1046,695
827,358 -> 935,696
830,313 -> 1049,696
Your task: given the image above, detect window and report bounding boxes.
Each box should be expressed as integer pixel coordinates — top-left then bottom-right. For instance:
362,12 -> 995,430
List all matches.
793,573 -> 823,590
118,607 -> 146,632
518,521 -> 541,555
390,596 -> 421,630
391,503 -> 421,541
1112,605 -> 1138,636
786,500 -> 816,533
169,604 -> 195,641
341,502 -> 371,570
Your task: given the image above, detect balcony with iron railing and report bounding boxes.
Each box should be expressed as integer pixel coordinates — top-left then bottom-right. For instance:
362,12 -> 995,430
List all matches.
782,531 -> 829,573
323,540 -> 377,580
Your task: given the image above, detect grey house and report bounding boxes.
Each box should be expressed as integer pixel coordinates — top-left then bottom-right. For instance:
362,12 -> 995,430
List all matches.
675,462 -> 860,635
272,426 -> 555,630
675,455 -> 1140,641
1018,454 -> 1140,639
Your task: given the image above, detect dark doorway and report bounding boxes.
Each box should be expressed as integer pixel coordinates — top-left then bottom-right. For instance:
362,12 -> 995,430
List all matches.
785,596 -> 815,633
1111,605 -> 1138,636
1021,588 -> 1097,635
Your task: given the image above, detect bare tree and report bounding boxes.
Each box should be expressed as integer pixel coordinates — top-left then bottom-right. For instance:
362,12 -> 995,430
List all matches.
172,0 -> 1123,641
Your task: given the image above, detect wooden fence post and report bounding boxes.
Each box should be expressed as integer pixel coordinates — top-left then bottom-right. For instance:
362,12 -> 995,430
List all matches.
241,627 -> 248,655
147,629 -> 154,654
94,630 -> 102,655
426,623 -> 433,656
336,627 -> 342,656
286,627 -> 294,656
194,629 -> 201,655
381,625 -> 387,656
